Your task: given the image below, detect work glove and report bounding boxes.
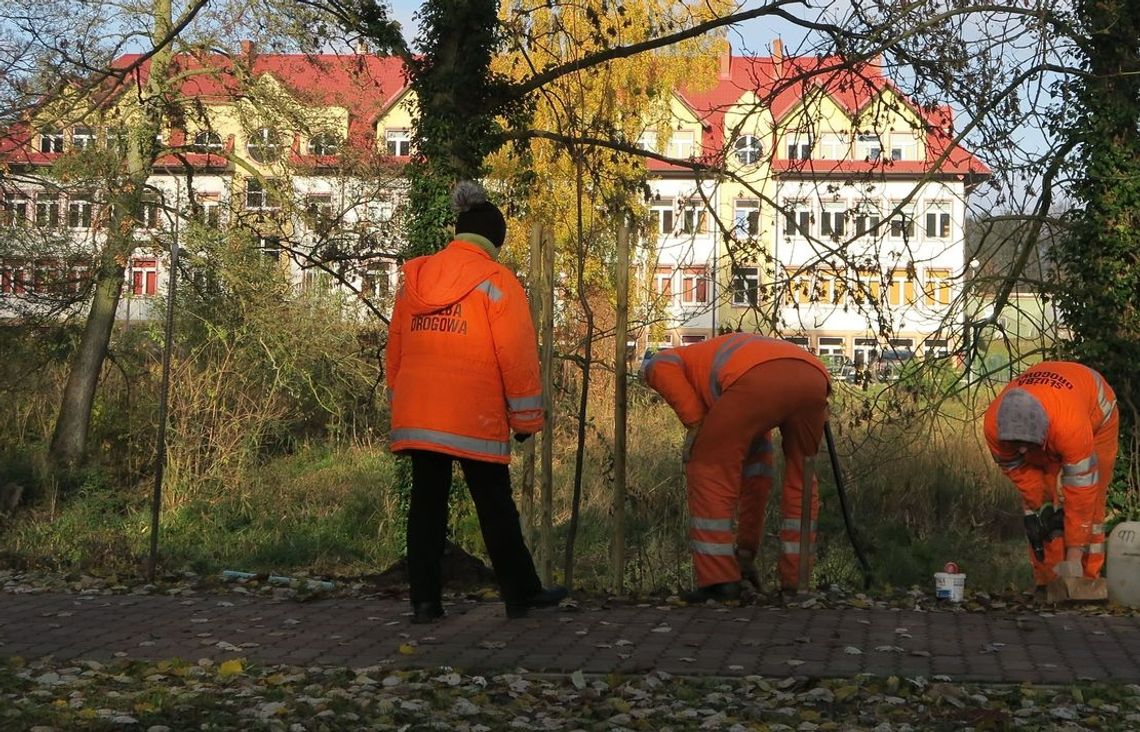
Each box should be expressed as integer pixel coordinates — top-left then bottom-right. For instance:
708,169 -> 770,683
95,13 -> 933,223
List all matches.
513,432 -> 533,443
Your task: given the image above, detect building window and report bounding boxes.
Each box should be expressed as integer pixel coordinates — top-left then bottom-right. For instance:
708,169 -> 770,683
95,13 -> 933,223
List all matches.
733,200 -> 760,237
889,209 -> 916,239
141,200 -> 161,230
924,339 -> 949,358
923,268 -> 952,306
305,193 -> 334,233
853,338 -> 877,367
733,135 -> 762,165
855,211 -> 882,238
887,269 -> 916,306
820,209 -> 846,238
784,268 -> 812,305
67,199 -> 93,229
788,336 -> 811,350
856,133 -> 882,161
258,235 -> 282,261
192,194 -> 222,228
654,266 -> 674,300
925,206 -> 951,238
680,200 -> 705,234
130,258 -> 158,296
819,132 -> 849,160
192,131 -> 224,152
245,179 -> 277,209
852,270 -> 882,304
246,127 -> 282,163
2,195 -> 29,227
731,266 -> 759,306
308,132 -> 340,157
39,129 -> 64,154
637,130 -> 658,153
362,258 -> 395,299
302,269 -> 331,292
680,267 -> 709,304
786,133 -> 812,160
818,336 -> 846,356
35,195 -> 60,228
783,206 -> 812,237
72,127 -> 96,150
650,197 -> 674,235
889,133 -> 918,162
668,130 -> 695,159
385,129 -> 411,157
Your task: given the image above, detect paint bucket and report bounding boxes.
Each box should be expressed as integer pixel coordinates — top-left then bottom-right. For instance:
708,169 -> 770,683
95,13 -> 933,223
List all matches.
934,571 -> 966,602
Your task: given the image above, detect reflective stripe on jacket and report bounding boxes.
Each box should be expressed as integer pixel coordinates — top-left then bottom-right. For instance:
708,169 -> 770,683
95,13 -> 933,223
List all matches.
641,333 -> 831,426
387,239 -> 543,464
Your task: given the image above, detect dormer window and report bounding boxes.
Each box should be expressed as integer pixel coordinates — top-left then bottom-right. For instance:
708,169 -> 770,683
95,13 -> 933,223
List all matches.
385,129 -> 411,157
786,133 -> 812,161
856,133 -> 882,162
192,131 -> 224,152
668,130 -> 695,159
308,132 -> 341,157
733,135 -> 762,165
72,127 -> 96,150
39,129 -> 64,154
246,127 -> 282,163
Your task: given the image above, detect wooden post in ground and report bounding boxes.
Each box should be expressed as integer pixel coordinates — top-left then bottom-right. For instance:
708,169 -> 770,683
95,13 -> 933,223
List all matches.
797,456 -> 816,594
520,223 -> 542,539
611,218 -> 630,593
539,225 -> 555,585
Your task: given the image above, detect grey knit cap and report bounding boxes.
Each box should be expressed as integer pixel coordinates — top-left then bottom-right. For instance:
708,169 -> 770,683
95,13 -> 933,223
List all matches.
996,388 -> 1049,445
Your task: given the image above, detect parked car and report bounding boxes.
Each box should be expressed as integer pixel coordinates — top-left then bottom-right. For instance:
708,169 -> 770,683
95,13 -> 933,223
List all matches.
874,348 -> 915,382
821,354 -> 859,384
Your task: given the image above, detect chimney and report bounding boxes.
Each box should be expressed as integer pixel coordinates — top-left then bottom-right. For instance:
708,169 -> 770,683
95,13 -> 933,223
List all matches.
719,42 -> 732,80
240,40 -> 255,57
772,38 -> 784,78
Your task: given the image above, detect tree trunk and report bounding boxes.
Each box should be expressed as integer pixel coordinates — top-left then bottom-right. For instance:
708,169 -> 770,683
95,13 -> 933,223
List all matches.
611,218 -> 630,593
48,259 -> 125,469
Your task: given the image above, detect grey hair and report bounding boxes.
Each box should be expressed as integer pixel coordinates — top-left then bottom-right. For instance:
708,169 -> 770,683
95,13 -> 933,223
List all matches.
451,180 -> 489,214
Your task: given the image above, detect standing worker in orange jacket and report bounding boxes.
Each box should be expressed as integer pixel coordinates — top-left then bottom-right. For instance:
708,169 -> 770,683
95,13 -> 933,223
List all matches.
387,181 -> 567,623
641,333 -> 832,601
983,361 -> 1119,592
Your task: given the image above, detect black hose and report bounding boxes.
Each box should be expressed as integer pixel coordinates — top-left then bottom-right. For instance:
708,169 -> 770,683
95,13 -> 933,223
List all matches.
824,421 -> 873,589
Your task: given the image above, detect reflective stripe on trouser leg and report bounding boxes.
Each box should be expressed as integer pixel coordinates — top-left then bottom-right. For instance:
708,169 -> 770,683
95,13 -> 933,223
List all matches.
1082,415 -> 1117,578
685,458 -> 744,587
735,431 -> 774,555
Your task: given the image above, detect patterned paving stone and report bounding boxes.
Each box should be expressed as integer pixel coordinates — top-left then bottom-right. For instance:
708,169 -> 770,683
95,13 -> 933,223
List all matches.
3,591 -> 1140,682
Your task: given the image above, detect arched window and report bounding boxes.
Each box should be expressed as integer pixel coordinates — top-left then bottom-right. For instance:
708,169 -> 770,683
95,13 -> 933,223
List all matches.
192,131 -> 223,152
733,135 -> 762,165
308,132 -> 340,156
246,127 -> 281,163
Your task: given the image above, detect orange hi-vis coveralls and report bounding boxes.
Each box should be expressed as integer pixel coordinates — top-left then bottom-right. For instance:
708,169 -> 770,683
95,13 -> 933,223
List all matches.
642,334 -> 831,590
387,239 -> 545,463
983,361 -> 1119,585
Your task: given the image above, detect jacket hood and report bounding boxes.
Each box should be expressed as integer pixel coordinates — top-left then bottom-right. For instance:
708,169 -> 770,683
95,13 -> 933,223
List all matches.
400,240 -> 499,315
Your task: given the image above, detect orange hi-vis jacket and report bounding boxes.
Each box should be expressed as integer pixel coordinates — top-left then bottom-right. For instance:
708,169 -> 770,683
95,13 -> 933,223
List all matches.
983,361 -> 1118,559
387,238 -> 544,464
641,333 -> 831,427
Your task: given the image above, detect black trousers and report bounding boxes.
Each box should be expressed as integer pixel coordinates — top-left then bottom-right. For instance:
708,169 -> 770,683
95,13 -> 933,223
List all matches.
406,450 -> 542,606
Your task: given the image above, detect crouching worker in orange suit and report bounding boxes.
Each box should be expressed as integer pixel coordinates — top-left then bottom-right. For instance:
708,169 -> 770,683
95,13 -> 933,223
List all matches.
983,361 -> 1119,592
387,181 -> 567,623
640,334 -> 832,602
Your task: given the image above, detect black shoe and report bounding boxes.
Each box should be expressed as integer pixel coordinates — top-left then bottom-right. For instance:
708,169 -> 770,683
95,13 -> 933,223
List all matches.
411,601 -> 445,624
506,585 -> 569,619
681,581 -> 742,604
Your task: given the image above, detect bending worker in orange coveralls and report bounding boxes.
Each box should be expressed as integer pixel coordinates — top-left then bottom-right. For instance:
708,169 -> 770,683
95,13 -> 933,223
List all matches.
983,361 -> 1119,592
641,334 -> 831,602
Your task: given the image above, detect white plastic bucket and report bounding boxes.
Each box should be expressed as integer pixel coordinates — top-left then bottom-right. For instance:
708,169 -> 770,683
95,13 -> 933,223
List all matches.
934,572 -> 966,602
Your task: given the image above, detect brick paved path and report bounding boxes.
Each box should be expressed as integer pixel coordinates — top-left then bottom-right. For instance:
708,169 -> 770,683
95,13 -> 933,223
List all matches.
3,591 -> 1140,684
